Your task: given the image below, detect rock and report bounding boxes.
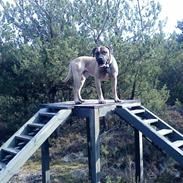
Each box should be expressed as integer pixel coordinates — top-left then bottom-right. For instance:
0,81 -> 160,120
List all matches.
8,170 -> 42,183
25,172 -> 42,183
70,169 -> 88,179
61,152 -> 87,163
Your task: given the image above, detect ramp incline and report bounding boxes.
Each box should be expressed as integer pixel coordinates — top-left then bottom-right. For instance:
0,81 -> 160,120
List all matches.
0,107 -> 71,183
115,103 -> 183,165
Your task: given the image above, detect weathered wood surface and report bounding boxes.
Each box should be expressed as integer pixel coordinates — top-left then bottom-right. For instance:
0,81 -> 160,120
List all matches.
43,99 -> 141,109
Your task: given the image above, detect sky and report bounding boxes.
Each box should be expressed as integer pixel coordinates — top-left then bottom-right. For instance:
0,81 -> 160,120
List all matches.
1,0 -> 183,33
158,0 -> 183,33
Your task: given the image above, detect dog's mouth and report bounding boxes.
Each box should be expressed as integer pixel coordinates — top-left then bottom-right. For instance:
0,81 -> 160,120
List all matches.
98,63 -> 105,67
97,57 -> 108,68
99,64 -> 109,68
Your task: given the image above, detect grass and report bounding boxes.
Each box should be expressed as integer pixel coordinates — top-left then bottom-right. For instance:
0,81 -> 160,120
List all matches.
10,159 -> 89,183
50,162 -> 89,183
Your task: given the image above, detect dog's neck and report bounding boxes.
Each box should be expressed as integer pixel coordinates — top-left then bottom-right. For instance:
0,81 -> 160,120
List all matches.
108,54 -> 112,65
99,63 -> 112,76
106,63 -> 112,75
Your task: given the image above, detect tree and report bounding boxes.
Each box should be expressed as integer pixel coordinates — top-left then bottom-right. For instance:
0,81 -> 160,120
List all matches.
0,0 -> 171,140
0,0 -> 80,138
176,20 -> 183,42
159,34 -> 183,105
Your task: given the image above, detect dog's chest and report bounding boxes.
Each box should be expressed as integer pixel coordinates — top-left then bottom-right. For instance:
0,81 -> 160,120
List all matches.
98,67 -> 112,80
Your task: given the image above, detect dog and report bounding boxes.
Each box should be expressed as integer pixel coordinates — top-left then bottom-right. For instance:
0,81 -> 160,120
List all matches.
64,46 -> 121,104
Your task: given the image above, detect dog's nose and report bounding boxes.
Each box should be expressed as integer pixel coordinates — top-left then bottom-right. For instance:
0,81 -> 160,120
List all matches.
97,57 -> 104,65
98,57 -> 103,62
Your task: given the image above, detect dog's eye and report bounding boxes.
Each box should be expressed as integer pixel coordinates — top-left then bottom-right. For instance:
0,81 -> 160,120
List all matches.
102,51 -> 107,54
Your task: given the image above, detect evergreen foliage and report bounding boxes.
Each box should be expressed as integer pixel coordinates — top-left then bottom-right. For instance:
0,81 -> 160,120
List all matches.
0,0 -> 182,141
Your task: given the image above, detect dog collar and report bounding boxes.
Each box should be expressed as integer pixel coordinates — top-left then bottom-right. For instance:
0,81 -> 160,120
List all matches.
106,64 -> 112,75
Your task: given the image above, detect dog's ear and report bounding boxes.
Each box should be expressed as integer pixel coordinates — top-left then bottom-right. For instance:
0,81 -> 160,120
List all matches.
106,46 -> 113,54
92,47 -> 97,57
106,46 -> 112,63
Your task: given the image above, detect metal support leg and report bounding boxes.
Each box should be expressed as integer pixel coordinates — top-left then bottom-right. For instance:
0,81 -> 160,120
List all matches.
101,116 -> 108,132
86,117 -> 91,180
134,129 -> 143,183
87,108 -> 100,183
41,139 -> 50,183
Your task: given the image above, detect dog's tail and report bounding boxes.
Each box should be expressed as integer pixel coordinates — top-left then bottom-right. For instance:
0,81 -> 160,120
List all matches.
63,64 -> 72,82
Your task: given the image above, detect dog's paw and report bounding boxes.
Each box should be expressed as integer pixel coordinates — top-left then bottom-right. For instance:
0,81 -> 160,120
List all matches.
75,101 -> 83,105
98,100 -> 106,104
114,99 -> 122,103
79,99 -> 85,103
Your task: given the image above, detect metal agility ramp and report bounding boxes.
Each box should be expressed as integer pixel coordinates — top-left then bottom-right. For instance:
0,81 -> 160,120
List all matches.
0,100 -> 183,183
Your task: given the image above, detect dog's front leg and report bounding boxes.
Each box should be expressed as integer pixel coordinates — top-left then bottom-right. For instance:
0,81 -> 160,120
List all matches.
95,77 -> 105,104
111,74 -> 121,102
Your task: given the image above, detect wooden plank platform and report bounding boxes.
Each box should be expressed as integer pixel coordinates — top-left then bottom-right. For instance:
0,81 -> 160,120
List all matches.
42,99 -> 141,109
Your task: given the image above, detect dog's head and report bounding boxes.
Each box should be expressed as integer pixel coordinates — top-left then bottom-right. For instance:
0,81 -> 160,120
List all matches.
92,46 -> 111,67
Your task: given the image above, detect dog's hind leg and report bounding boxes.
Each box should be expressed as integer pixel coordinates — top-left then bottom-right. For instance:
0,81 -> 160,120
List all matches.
73,72 -> 85,104
73,75 -> 81,104
63,63 -> 72,82
78,75 -> 86,102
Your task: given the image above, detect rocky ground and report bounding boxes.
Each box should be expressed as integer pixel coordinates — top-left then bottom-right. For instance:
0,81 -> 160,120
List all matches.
9,152 -> 89,183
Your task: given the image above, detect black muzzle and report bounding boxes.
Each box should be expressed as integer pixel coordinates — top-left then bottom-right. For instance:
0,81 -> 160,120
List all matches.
96,55 -> 108,67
